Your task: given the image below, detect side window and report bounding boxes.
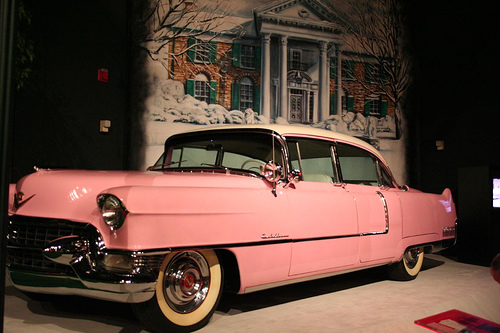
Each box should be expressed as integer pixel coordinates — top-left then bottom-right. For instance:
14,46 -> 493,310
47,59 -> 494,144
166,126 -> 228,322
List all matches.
336,143 -> 379,186
379,165 -> 395,188
287,139 -> 337,183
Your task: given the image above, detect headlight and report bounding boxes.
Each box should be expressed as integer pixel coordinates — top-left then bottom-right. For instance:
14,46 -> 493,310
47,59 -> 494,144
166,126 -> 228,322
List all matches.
97,194 -> 128,230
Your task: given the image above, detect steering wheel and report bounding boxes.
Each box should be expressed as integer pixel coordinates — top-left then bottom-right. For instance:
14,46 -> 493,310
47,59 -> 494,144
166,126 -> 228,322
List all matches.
241,159 -> 263,170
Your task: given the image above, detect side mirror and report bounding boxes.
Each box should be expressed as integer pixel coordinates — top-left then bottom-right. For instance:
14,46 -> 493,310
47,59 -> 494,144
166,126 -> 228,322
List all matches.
260,162 -> 282,183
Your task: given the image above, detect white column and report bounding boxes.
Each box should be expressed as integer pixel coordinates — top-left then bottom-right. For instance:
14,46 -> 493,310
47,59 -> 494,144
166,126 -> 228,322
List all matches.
260,33 -> 272,120
335,45 -> 343,115
318,41 -> 329,122
279,36 -> 288,119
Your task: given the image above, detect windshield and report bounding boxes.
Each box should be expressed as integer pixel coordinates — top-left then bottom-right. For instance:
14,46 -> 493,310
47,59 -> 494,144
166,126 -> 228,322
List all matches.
149,131 -> 284,175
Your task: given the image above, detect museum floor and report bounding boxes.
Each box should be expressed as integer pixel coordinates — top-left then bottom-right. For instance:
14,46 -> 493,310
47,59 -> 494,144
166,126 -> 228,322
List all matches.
3,254 -> 500,332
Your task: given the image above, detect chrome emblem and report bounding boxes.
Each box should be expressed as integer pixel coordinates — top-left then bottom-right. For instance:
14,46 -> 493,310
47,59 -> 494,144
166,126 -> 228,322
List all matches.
14,191 -> 35,209
261,233 -> 289,240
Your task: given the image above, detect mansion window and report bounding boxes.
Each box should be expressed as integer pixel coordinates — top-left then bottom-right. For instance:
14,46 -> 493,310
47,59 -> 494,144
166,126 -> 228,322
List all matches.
365,63 -> 387,84
232,43 -> 260,69
330,58 -> 355,80
364,97 -> 388,117
188,38 -> 217,64
195,74 -> 210,103
241,45 -> 256,68
239,77 -> 254,111
341,96 -> 347,112
289,49 -> 304,71
195,44 -> 210,63
342,60 -> 355,79
231,77 -> 260,112
186,74 -> 217,104
365,98 -> 381,116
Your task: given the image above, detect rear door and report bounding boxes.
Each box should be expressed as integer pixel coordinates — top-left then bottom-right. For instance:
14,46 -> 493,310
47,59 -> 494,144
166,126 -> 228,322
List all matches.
336,142 -> 402,263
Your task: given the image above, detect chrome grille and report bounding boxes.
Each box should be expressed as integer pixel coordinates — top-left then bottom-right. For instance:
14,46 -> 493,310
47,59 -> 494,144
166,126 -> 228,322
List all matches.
132,255 -> 164,273
7,215 -> 90,274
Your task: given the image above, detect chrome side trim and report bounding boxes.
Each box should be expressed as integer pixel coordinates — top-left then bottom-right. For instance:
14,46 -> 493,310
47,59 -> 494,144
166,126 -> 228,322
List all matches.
244,262 -> 389,294
360,191 -> 389,236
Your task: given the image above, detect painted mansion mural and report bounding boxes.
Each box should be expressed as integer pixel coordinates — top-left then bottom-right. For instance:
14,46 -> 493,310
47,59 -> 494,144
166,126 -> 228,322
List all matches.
135,0 -> 409,183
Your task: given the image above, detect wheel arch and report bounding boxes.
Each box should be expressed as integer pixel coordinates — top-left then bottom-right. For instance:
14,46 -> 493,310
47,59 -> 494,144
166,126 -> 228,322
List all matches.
215,249 -> 241,294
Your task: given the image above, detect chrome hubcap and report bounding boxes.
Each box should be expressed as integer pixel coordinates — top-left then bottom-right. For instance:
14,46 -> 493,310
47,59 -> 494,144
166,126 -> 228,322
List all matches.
404,248 -> 420,269
163,252 -> 210,313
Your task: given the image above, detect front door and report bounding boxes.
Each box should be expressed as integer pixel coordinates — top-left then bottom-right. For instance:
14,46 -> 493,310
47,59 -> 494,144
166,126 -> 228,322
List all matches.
286,138 -> 360,276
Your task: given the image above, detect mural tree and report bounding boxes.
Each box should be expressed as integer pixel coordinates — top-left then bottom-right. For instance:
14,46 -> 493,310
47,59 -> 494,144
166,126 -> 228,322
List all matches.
16,1 -> 34,90
136,0 -> 240,79
336,0 -> 410,140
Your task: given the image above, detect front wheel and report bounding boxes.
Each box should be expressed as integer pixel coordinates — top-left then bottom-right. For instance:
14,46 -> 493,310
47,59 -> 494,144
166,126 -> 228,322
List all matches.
133,250 -> 223,333
387,247 -> 424,281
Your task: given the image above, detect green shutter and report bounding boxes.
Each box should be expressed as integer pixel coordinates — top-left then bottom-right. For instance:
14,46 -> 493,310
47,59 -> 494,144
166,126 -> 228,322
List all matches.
347,96 -> 354,112
232,43 -> 241,67
231,82 -> 240,110
187,38 -> 196,63
210,80 -> 217,104
381,101 -> 388,117
209,41 -> 217,64
364,99 -> 371,116
330,57 -> 337,79
186,79 -> 195,97
254,87 -> 260,113
330,94 -> 335,115
255,46 -> 261,69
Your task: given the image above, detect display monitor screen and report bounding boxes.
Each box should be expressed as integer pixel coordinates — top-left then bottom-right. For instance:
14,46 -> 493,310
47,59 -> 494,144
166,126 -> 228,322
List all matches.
494,178 -> 500,208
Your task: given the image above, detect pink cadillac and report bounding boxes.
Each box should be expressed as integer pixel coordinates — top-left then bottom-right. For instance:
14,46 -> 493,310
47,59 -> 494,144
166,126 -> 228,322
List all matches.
7,124 -> 457,332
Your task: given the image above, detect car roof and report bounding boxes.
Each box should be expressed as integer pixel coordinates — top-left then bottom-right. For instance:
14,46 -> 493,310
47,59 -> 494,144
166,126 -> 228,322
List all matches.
172,124 -> 387,164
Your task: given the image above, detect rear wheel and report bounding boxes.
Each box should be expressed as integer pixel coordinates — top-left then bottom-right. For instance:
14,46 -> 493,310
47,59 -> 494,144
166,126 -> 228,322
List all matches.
387,247 -> 424,281
133,250 -> 223,333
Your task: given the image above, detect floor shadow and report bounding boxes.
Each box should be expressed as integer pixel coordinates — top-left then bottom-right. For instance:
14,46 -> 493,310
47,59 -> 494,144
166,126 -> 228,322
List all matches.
218,256 -> 447,315
5,285 -> 144,333
421,256 -> 446,271
217,265 -> 388,314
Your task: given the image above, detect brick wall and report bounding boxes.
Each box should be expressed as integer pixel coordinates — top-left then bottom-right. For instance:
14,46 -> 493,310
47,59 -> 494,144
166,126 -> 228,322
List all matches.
330,62 -> 395,115
172,37 -> 394,115
171,38 -> 260,111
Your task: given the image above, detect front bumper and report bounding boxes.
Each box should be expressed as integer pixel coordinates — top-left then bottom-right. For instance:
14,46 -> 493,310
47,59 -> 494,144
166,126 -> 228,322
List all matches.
7,215 -> 167,303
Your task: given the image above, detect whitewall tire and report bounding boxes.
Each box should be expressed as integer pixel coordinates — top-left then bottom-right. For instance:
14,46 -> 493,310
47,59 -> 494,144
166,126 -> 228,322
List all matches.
387,247 -> 424,281
133,250 -> 223,333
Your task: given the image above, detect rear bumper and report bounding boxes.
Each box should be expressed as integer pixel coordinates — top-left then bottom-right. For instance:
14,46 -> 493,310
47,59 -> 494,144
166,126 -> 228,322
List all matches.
429,237 -> 457,253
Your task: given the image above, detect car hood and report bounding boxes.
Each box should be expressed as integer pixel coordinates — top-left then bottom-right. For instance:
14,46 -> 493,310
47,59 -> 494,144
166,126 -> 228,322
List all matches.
9,168 -> 269,222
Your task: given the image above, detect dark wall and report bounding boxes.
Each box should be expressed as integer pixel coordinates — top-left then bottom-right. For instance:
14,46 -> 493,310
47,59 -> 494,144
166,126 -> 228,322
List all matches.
405,0 -> 500,194
11,0 -> 130,182
405,1 -> 500,264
